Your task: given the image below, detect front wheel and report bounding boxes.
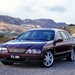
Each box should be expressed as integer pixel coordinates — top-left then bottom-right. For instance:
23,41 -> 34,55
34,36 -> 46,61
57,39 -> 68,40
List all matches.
1,60 -> 13,65
42,51 -> 54,68
66,49 -> 75,61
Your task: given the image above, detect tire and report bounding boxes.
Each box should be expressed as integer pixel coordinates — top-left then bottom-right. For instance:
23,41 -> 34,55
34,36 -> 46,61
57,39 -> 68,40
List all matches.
66,49 -> 74,61
1,60 -> 13,65
42,51 -> 54,68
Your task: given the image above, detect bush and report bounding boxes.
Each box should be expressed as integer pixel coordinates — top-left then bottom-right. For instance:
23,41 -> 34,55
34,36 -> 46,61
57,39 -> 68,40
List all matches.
0,34 -> 11,43
0,34 -> 4,38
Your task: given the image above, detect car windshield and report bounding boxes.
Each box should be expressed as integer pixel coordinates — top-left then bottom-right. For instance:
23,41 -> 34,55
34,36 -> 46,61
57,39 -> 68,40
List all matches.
17,30 -> 55,41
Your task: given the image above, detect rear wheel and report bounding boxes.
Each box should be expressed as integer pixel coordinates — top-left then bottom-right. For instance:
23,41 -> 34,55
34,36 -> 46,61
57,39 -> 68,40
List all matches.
66,49 -> 74,61
42,51 -> 54,68
1,60 -> 13,65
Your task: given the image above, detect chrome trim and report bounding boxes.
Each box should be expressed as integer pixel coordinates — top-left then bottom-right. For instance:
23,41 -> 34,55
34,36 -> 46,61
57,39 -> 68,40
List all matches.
8,48 -> 26,53
55,50 -> 71,55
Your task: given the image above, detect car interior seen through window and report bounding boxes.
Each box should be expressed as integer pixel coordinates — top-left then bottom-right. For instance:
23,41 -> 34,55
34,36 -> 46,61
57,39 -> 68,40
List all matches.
55,31 -> 62,40
60,31 -> 70,41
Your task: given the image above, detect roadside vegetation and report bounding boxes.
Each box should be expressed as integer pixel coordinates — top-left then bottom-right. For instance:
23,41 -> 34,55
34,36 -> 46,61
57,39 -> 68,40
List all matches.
0,23 -> 75,43
0,34 -> 11,43
61,26 -> 75,35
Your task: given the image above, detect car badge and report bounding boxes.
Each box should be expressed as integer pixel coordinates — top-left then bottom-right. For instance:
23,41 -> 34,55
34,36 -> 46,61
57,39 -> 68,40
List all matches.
15,49 -> 17,52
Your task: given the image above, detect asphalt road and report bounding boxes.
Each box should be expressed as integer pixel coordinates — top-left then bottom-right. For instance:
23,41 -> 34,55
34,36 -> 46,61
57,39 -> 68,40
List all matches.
0,59 -> 75,75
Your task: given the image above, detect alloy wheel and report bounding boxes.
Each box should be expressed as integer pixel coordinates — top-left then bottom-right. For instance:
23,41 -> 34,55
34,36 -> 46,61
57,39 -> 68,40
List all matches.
43,51 -> 54,67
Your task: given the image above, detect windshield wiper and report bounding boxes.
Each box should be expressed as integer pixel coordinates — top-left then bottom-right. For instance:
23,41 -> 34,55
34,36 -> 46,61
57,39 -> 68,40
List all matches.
36,39 -> 48,41
17,38 -> 32,41
24,39 -> 32,40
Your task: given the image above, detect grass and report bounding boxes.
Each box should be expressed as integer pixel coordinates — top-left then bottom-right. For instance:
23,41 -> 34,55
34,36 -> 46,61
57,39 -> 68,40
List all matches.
68,26 -> 75,34
61,26 -> 75,35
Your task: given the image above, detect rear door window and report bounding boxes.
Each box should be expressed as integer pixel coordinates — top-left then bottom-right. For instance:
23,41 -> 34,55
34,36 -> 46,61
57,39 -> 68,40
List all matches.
59,31 -> 71,41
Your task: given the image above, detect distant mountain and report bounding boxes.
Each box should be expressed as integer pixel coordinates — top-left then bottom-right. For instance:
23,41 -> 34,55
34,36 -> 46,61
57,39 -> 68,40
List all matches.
0,15 -> 75,37
69,24 -> 75,26
0,15 -> 67,27
0,15 -> 24,25
23,19 -> 67,28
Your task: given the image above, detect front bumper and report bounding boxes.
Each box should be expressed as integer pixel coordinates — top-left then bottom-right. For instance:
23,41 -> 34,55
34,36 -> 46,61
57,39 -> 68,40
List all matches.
0,53 -> 44,63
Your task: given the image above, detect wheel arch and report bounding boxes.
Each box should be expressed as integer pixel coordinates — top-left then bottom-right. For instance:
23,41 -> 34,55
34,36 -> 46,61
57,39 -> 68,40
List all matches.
73,48 -> 75,53
47,49 -> 54,55
73,46 -> 75,52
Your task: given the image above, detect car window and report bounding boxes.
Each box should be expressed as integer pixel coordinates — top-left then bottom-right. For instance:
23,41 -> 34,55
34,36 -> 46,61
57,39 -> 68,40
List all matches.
64,32 -> 71,40
17,30 -> 55,41
59,31 -> 70,40
55,31 -> 63,40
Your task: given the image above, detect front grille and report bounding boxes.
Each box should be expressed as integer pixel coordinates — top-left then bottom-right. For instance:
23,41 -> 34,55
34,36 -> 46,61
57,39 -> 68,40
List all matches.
8,48 -> 26,53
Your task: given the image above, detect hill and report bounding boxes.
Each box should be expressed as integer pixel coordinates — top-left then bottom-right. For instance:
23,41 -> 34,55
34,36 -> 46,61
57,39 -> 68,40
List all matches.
1,15 -> 75,38
0,15 -> 67,28
0,22 -> 41,37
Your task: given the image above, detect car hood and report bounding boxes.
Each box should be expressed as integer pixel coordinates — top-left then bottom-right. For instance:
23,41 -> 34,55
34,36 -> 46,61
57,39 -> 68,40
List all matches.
1,39 -> 49,50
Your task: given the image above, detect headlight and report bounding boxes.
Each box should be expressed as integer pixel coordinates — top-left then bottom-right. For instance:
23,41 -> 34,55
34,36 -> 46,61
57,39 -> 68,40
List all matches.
25,49 -> 41,54
0,47 -> 8,53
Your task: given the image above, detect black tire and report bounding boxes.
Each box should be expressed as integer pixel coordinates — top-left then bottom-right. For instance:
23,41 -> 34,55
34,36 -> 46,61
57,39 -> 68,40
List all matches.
66,49 -> 74,61
42,51 -> 54,68
1,60 -> 13,65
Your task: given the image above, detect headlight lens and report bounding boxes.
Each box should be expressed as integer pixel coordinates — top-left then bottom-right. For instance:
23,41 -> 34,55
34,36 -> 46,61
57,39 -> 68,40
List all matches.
25,49 -> 41,54
0,47 -> 8,53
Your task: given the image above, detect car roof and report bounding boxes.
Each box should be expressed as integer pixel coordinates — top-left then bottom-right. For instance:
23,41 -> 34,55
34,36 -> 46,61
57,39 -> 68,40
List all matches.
30,28 -> 65,32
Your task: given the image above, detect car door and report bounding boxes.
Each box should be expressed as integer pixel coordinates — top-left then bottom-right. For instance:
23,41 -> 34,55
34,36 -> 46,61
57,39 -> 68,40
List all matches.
59,31 -> 72,53
53,31 -> 67,55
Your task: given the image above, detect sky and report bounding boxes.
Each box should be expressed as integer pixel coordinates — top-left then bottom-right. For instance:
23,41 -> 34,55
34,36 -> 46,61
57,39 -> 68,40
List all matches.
0,0 -> 75,24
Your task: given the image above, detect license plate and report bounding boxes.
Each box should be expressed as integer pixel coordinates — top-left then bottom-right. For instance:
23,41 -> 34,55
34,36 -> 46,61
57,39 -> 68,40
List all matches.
11,55 -> 20,59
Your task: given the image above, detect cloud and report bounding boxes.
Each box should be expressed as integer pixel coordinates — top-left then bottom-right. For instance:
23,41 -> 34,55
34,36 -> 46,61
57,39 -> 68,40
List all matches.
0,0 -> 68,14
44,6 -> 66,12
50,6 -> 66,12
0,0 -> 22,13
0,0 -> 75,24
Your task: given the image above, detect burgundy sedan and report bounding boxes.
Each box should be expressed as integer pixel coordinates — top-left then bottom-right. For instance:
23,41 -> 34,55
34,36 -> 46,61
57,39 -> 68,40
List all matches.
0,28 -> 75,67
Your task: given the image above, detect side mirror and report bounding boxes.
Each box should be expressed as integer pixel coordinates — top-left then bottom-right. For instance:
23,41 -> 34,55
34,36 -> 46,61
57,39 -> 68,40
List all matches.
53,39 -> 63,45
12,37 -> 16,40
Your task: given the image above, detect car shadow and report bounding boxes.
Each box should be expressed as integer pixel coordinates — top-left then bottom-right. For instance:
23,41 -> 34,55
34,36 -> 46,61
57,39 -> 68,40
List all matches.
7,58 -> 75,69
